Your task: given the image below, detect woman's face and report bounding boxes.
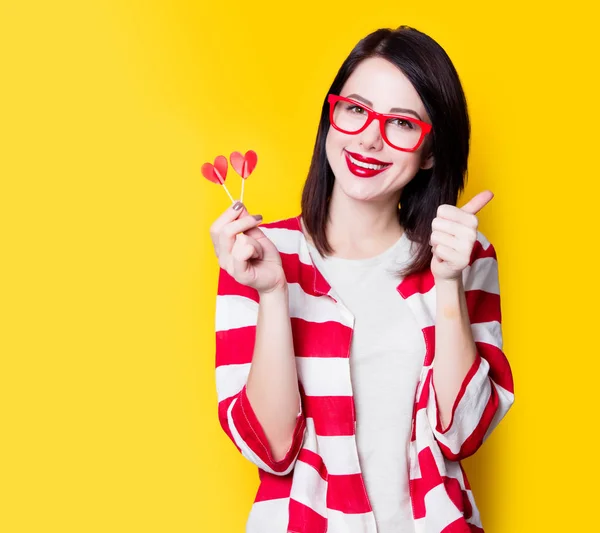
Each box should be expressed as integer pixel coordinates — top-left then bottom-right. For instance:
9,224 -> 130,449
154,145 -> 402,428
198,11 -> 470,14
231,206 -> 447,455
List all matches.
325,56 -> 434,204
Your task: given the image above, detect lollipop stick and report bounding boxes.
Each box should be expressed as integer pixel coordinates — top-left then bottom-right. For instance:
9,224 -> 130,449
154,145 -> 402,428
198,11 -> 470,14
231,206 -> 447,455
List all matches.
240,179 -> 245,204
222,183 -> 235,203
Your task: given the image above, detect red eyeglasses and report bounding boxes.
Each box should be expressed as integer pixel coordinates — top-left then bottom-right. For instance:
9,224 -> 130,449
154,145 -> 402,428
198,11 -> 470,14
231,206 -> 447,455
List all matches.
327,94 -> 432,152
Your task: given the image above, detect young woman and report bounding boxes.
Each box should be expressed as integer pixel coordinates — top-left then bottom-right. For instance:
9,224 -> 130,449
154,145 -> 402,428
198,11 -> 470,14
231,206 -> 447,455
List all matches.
210,25 -> 514,533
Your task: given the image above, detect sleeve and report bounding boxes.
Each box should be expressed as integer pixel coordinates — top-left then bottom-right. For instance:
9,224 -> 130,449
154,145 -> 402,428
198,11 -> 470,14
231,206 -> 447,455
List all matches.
427,233 -> 515,461
215,267 -> 306,475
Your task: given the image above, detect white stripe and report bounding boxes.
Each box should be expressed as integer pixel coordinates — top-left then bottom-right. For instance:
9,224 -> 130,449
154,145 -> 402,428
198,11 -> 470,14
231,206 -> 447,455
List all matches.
417,483 -> 463,530
404,288 -> 436,328
462,256 -> 500,294
315,434 -> 361,475
290,459 -> 328,517
327,508 -> 377,533
476,230 -> 491,250
246,498 -> 290,533
464,489 -> 483,528
288,283 -> 351,325
296,357 -> 352,397
408,438 -> 421,478
215,362 -> 250,402
429,357 -> 492,454
216,283 -> 348,332
260,226 -> 313,266
216,294 -> 258,331
303,417 -> 319,451
227,397 -> 296,476
483,381 -> 515,441
443,462 -> 484,526
414,405 -> 442,454
472,320 -> 503,348
302,421 -> 362,475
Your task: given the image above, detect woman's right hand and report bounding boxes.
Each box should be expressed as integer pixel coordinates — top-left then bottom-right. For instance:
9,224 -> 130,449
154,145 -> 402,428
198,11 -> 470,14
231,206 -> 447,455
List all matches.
209,202 -> 286,294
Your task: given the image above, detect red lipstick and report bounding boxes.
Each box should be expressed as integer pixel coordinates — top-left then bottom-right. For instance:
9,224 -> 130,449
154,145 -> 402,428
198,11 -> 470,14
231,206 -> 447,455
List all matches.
344,150 -> 392,178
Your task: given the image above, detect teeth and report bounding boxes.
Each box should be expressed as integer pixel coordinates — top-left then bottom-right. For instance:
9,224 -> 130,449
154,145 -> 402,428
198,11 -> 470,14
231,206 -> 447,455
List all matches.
348,153 -> 389,170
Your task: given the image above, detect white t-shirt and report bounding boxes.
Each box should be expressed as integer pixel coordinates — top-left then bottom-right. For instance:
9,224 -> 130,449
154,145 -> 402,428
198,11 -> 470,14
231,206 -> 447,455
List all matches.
306,231 -> 425,533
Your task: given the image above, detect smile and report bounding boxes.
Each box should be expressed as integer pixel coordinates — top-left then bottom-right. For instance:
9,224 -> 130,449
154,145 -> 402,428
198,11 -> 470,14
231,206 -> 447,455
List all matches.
344,150 -> 392,178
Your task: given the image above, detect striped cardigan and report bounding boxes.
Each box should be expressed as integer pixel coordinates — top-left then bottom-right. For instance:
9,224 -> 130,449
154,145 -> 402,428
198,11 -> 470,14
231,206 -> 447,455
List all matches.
215,214 -> 515,533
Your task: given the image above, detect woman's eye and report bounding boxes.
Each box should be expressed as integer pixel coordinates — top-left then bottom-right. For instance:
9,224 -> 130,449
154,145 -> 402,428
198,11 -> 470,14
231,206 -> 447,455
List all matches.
347,105 -> 366,114
391,118 -> 414,129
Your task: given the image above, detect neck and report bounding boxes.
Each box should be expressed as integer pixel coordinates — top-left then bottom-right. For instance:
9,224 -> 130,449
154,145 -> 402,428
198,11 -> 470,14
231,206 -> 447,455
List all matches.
323,183 -> 404,259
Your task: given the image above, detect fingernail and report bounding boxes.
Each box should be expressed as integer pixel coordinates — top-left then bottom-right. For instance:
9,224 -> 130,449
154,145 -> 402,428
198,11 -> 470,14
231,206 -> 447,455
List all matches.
232,201 -> 244,211
253,214 -> 263,221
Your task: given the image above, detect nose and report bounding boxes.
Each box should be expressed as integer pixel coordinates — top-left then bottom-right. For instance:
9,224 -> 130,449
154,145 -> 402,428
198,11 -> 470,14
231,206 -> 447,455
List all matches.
358,118 -> 384,151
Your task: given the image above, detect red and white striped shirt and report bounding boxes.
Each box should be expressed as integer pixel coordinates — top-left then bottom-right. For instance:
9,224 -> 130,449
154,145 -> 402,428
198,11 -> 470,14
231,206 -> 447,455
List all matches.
215,215 -> 515,533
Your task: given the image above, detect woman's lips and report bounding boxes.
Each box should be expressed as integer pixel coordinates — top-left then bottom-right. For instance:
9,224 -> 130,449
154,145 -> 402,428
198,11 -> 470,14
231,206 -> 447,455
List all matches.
344,150 -> 392,178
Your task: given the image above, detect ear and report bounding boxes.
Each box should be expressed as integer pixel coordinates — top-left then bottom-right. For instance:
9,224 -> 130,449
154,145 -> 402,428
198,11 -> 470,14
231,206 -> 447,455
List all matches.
420,150 -> 434,170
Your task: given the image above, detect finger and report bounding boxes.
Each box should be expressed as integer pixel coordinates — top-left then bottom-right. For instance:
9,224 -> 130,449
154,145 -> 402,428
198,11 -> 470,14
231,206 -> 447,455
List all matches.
431,217 -> 476,239
460,190 -> 494,215
232,233 -> 263,263
430,230 -> 458,250
433,244 -> 462,263
243,225 -> 265,241
231,236 -> 262,280
210,202 -> 248,256
218,215 -> 263,258
210,201 -> 246,236
436,204 -> 478,227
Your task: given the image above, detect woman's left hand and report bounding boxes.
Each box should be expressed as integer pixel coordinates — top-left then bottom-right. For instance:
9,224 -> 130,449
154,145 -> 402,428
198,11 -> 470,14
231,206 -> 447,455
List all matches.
430,190 -> 494,281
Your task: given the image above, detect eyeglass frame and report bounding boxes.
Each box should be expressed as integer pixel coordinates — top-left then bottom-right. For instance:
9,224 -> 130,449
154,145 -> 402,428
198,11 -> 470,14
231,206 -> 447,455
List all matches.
326,93 -> 433,152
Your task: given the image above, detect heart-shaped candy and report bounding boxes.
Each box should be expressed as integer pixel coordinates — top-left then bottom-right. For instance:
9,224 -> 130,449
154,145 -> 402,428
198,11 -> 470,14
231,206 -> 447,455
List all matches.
230,150 -> 257,179
201,155 -> 228,185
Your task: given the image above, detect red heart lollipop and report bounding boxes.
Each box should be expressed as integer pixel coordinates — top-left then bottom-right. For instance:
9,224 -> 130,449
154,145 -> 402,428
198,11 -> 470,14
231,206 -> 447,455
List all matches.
201,155 -> 228,185
230,150 -> 257,179
201,155 -> 234,203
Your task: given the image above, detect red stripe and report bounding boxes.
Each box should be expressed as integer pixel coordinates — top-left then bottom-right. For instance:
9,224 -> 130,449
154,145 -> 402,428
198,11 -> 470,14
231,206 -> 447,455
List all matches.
285,251 -> 331,296
465,289 -> 501,324
279,252 -> 329,298
444,476 -> 471,519
470,239 -> 496,261
291,318 -> 353,358
410,447 -> 442,519
215,315 -> 354,369
217,395 -> 240,452
255,469 -> 293,501
261,217 -> 302,231
217,268 -> 260,302
288,498 -> 328,533
456,385 -> 500,459
229,386 -> 306,473
327,473 -> 372,514
398,268 -> 435,298
398,239 -> 497,299
423,325 -> 435,366
216,325 -> 255,366
477,341 -> 514,393
411,447 -> 473,521
298,449 -> 328,480
303,395 -> 355,436
434,357 -> 483,435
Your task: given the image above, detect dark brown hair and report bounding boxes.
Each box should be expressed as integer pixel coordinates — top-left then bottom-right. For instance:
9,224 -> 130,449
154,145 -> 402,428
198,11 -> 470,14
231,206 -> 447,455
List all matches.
300,25 -> 471,278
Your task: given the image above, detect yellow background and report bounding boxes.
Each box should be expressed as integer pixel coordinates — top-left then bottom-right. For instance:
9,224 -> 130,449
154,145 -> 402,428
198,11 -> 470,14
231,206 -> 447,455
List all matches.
1,1 -> 598,531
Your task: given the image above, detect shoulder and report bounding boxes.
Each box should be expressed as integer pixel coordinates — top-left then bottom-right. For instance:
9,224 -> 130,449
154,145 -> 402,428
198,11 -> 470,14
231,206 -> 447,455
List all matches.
257,214 -> 305,254
259,214 -> 303,232
470,230 -> 498,264
463,230 -> 500,292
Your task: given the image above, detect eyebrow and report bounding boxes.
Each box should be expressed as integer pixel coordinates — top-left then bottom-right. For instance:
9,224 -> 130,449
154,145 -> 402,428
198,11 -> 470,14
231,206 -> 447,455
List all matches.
345,93 -> 424,121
